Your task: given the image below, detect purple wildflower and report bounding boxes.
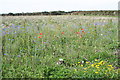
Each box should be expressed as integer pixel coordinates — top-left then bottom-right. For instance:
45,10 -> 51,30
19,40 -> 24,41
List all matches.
4,54 -> 7,55
17,55 -> 21,57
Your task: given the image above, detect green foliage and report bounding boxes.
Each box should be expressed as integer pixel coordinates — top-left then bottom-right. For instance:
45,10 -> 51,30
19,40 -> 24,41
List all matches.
1,15 -> 119,78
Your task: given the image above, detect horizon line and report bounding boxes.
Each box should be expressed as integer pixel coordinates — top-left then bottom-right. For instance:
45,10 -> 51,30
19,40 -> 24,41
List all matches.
1,10 -> 118,14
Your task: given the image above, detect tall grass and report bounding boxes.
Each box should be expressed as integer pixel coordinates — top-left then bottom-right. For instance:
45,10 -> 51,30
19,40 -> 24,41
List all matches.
1,15 -> 119,78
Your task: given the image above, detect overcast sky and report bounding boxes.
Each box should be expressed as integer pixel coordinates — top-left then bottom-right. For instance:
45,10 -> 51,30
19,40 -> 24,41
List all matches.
0,0 -> 119,14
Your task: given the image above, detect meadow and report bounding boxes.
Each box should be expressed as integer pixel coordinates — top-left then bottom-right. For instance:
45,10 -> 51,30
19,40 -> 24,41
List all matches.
1,15 -> 119,78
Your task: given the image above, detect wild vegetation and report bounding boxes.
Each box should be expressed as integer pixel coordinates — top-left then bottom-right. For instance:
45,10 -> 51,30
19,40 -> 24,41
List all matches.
1,15 -> 119,78
1,10 -> 118,16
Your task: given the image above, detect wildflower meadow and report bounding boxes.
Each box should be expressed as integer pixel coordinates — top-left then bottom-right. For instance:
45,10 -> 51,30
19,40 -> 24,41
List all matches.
1,15 -> 119,78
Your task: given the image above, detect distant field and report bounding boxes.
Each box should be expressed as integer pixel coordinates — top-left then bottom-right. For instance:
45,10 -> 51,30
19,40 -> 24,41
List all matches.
1,15 -> 119,78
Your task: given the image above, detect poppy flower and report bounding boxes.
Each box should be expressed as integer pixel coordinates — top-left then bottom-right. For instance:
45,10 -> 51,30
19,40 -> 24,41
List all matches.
82,31 -> 86,34
38,36 -> 42,38
61,32 -> 64,34
81,29 -> 84,30
82,31 -> 84,33
39,33 -> 42,35
76,32 -> 80,34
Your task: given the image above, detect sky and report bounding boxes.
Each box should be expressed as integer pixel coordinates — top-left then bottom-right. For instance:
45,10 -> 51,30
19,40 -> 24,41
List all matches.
0,0 -> 119,14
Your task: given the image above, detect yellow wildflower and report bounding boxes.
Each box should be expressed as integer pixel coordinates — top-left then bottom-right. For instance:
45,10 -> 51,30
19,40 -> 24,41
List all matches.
84,68 -> 87,70
95,59 -> 98,61
78,62 -> 80,64
96,65 -> 100,67
91,64 -> 94,67
108,65 -> 112,67
98,60 -> 104,65
95,72 -> 99,74
95,65 -> 100,68
86,61 -> 90,64
108,65 -> 114,69
96,67 -> 99,68
81,65 -> 83,67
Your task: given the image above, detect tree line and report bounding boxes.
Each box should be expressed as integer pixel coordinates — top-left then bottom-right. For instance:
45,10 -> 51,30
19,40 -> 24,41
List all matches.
1,10 -> 118,16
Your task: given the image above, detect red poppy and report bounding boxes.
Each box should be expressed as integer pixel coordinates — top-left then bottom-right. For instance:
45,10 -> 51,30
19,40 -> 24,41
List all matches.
39,33 -> 42,35
61,32 -> 64,34
82,31 -> 85,33
81,29 -> 84,30
38,36 -> 42,38
76,32 -> 80,34
82,31 -> 86,34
